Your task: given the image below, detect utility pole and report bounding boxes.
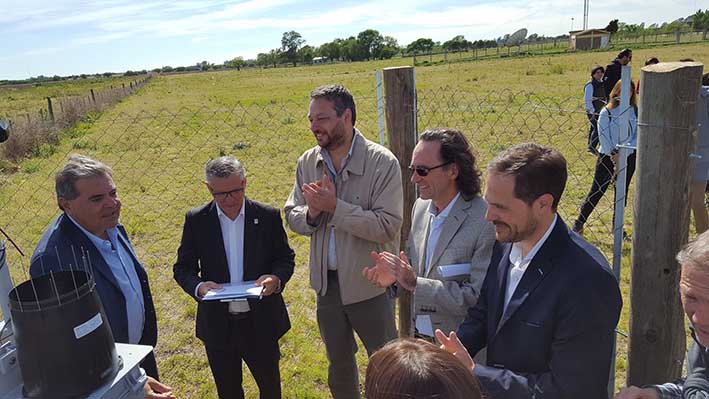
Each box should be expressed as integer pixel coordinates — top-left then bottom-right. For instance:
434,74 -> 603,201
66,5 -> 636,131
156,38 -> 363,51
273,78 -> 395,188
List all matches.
583,0 -> 589,30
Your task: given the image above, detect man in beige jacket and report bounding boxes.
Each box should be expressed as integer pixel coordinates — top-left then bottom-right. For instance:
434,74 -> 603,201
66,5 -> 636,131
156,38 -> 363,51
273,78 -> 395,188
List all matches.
284,84 -> 403,399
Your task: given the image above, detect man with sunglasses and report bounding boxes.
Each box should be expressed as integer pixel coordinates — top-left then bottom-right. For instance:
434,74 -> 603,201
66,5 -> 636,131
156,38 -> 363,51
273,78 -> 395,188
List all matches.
173,156 -> 295,399
363,128 -> 495,339
285,84 -> 402,399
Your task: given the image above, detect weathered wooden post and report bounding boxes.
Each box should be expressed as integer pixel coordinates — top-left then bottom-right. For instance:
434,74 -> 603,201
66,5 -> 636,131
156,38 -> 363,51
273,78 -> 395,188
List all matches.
627,62 -> 704,386
90,89 -> 96,104
383,66 -> 417,338
46,97 -> 54,123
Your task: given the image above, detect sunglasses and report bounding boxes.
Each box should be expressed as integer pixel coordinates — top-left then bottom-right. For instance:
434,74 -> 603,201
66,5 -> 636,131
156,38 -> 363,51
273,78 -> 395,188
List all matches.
408,161 -> 452,177
211,187 -> 244,200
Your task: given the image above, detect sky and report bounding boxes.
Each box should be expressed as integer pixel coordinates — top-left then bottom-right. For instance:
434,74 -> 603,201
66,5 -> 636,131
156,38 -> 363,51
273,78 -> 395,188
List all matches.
0,0 -> 702,80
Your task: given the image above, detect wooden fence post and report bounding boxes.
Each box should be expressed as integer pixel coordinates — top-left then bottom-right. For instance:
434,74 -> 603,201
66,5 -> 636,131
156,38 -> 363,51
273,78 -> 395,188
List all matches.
627,61 -> 704,386
90,89 -> 96,104
383,66 -> 418,338
46,98 -> 54,122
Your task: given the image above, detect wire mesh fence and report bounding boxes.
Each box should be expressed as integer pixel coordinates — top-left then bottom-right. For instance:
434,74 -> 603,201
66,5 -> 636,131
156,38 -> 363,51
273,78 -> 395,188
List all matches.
1,77 -> 151,164
0,86 -> 627,396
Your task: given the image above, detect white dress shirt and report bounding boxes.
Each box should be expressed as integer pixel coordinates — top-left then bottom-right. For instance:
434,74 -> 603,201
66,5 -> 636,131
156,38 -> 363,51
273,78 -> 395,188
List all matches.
424,192 -> 461,275
217,202 -> 250,313
503,214 -> 557,311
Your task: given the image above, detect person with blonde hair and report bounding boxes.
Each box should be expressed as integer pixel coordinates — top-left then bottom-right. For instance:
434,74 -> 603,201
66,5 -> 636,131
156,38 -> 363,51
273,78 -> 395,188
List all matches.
365,337 -> 483,399
573,79 -> 638,234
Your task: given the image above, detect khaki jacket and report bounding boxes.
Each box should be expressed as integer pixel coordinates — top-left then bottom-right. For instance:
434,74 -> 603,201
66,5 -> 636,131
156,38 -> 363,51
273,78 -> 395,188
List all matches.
284,130 -> 403,305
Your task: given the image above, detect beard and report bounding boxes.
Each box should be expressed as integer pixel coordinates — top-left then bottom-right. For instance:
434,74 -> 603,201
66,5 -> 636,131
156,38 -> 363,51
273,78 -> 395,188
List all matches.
493,215 -> 537,243
315,120 -> 347,151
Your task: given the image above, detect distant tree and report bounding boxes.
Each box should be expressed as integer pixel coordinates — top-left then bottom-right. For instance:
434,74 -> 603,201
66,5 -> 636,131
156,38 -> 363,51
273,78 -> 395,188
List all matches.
442,35 -> 472,52
151,68 -> 161,73
379,36 -> 400,59
161,66 -> 173,73
406,38 -> 435,55
357,29 -> 384,60
197,61 -> 213,71
319,39 -> 342,61
102,72 -> 113,78
281,31 -> 305,66
228,57 -> 245,70
693,9 -> 709,38
605,19 -> 619,33
341,36 -> 366,61
175,66 -> 186,72
298,45 -> 315,64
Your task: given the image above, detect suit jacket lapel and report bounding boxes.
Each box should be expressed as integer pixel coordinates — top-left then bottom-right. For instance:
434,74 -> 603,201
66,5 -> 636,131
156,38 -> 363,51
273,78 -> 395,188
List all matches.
58,214 -> 120,291
493,244 -> 513,331
426,197 -> 469,277
243,199 -> 256,280
207,202 -> 231,282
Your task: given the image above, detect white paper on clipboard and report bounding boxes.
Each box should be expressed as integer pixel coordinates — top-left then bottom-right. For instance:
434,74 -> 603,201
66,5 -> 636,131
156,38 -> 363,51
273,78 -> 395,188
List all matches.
437,263 -> 470,278
202,281 -> 264,301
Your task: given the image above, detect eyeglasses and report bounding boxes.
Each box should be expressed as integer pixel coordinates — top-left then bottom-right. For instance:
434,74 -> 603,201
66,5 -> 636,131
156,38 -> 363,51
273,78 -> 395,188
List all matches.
211,187 -> 244,200
408,161 -> 452,177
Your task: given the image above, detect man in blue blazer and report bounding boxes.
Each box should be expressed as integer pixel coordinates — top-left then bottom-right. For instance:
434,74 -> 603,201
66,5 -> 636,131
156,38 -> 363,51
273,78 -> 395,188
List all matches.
453,143 -> 622,399
30,155 -> 173,398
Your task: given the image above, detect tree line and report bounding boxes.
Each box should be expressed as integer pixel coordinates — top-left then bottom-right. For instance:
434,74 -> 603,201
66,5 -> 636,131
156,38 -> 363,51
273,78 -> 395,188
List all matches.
3,10 -> 707,85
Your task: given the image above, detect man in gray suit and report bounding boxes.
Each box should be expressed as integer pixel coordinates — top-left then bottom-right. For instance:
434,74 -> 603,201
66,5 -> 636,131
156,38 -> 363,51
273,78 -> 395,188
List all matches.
364,128 -> 495,336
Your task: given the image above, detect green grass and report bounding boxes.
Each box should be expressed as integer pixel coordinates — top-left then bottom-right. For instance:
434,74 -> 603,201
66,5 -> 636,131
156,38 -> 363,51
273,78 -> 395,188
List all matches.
0,42 -> 708,397
0,76 -> 149,121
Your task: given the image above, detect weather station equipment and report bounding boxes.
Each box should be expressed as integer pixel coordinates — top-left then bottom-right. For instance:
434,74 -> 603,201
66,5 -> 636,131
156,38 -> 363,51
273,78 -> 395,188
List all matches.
0,119 -> 151,399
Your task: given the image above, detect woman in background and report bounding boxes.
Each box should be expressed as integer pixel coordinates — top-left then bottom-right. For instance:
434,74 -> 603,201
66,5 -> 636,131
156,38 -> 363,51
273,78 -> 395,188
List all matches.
573,79 -> 638,235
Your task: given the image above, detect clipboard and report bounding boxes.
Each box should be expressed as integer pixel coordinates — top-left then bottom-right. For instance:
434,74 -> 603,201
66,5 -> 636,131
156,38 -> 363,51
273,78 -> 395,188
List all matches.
201,281 -> 264,301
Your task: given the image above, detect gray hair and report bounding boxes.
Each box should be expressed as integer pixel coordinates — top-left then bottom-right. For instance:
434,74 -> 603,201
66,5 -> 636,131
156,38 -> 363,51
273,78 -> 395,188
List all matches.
677,230 -> 709,271
56,154 -> 113,208
205,156 -> 246,182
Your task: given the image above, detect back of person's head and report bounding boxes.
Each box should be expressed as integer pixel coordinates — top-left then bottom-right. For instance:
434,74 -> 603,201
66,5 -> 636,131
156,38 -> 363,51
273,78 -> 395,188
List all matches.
607,79 -> 637,109
644,57 -> 659,66
703,73 -> 709,87
487,143 -> 567,212
618,48 -> 632,59
365,338 -> 483,399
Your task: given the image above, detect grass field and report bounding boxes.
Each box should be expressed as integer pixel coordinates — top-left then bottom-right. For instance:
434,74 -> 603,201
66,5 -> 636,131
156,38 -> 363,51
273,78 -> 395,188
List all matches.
0,75 -> 148,121
1,42 -> 708,397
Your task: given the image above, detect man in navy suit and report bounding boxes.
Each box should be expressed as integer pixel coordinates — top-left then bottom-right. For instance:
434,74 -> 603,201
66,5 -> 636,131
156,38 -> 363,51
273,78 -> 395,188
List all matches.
173,156 -> 295,399
30,154 -> 174,399
450,143 -> 622,398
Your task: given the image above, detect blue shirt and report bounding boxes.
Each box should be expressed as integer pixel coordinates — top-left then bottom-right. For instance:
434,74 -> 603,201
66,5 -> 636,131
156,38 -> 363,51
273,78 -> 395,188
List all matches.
67,216 -> 145,344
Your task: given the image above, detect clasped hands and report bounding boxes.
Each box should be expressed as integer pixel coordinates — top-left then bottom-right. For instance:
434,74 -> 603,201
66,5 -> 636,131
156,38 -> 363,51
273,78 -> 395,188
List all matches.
362,251 -> 417,291
302,174 -> 337,221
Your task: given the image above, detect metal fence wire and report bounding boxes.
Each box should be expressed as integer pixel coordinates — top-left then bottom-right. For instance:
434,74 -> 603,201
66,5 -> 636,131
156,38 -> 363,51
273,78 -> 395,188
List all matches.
0,86 -> 628,396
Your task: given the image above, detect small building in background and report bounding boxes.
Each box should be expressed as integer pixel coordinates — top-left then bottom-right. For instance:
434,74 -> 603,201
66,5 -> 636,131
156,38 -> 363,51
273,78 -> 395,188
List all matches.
569,29 -> 611,51
312,56 -> 328,65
